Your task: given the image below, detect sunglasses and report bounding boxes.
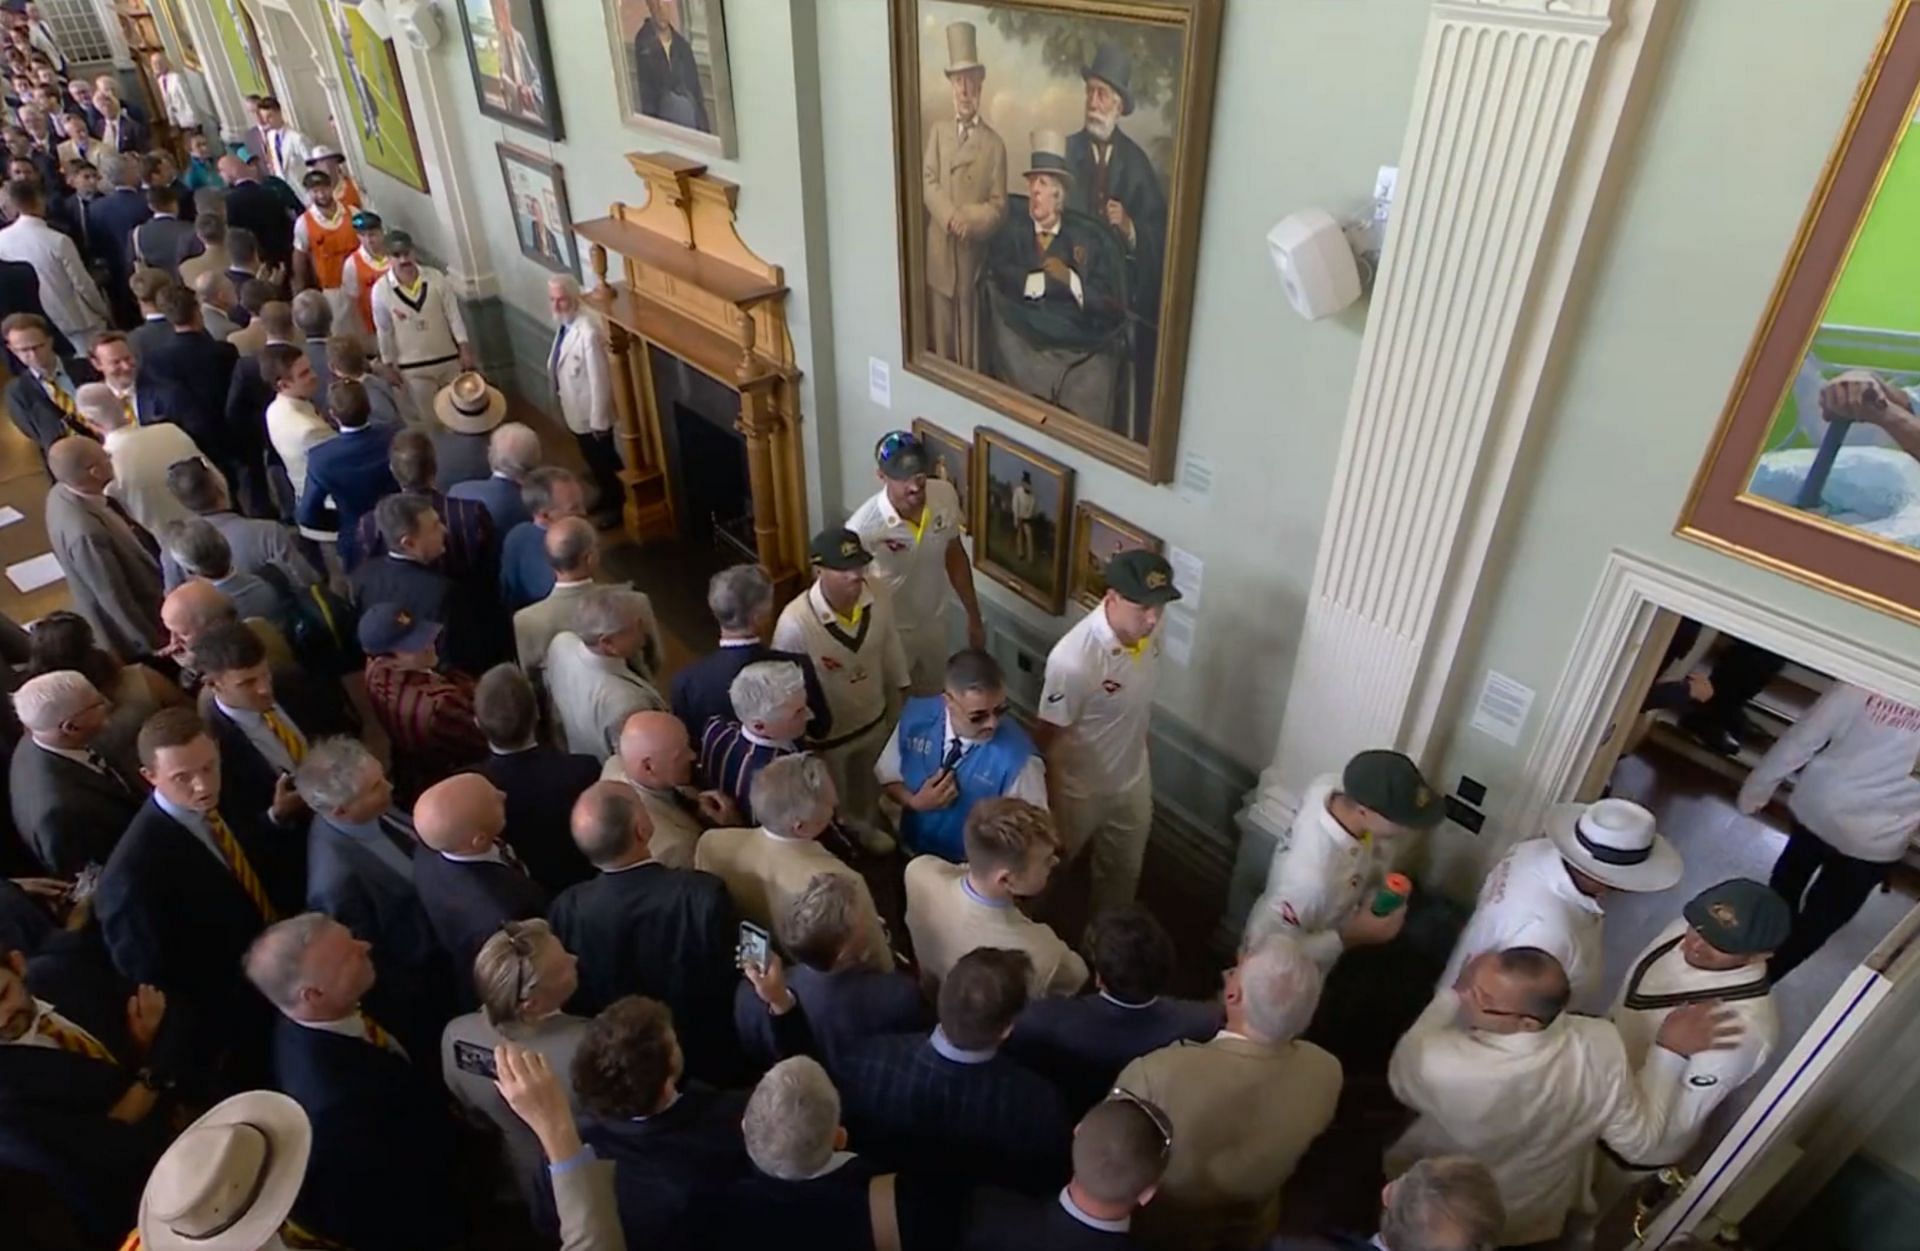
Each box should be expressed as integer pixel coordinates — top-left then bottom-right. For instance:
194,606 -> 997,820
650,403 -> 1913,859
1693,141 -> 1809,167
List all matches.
1107,1086 -> 1173,1157
956,700 -> 1011,726
875,431 -> 924,465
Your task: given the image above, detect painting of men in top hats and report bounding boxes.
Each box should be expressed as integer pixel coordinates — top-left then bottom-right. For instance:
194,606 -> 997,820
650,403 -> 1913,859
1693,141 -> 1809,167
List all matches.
601,0 -> 739,156
891,0 -> 1223,484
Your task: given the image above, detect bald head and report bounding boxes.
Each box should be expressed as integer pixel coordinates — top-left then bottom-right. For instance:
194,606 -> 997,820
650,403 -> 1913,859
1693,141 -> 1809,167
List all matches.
161,580 -> 237,651
544,515 -> 597,579
413,774 -> 508,855
571,780 -> 652,868
47,436 -> 110,489
217,154 -> 246,183
616,711 -> 695,789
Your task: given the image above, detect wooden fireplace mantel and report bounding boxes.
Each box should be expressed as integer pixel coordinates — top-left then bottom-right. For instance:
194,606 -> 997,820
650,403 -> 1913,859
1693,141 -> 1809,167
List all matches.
574,151 -> 808,596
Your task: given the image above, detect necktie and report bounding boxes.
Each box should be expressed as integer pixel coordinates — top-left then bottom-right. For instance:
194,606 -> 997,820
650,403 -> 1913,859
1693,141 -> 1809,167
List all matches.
121,393 -> 136,426
378,812 -> 417,859
86,749 -> 130,791
497,841 -> 526,874
549,322 -> 568,376
36,1013 -> 116,1064
272,131 -> 284,176
1037,230 -> 1055,255
360,1013 -> 409,1060
43,375 -> 89,438
263,709 -> 307,765
207,809 -> 279,923
940,736 -> 966,773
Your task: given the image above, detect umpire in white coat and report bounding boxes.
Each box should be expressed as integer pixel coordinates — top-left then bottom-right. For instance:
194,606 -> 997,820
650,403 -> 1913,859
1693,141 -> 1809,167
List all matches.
547,275 -> 624,523
1439,798 -> 1684,1010
1247,748 -> 1445,971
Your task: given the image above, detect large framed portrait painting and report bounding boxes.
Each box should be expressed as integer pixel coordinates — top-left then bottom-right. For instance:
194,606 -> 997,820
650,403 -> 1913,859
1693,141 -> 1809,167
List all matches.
890,0 -> 1223,483
1682,0 -> 1920,626
601,0 -> 738,156
454,0 -> 564,140
497,144 -> 579,278
325,5 -> 428,193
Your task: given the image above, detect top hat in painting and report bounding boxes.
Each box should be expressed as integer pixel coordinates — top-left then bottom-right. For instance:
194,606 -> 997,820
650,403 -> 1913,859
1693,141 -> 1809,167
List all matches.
944,21 -> 982,76
1081,43 -> 1136,116
1023,130 -> 1073,183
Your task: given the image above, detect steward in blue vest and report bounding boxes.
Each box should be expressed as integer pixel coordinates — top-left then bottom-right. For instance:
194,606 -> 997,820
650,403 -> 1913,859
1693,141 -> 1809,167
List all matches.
889,692 -> 1039,862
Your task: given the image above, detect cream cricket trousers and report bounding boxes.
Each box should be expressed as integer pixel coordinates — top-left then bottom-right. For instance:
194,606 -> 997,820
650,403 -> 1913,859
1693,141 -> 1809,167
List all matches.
815,714 -> 893,830
399,358 -> 461,423
896,620 -> 954,697
1058,770 -> 1155,919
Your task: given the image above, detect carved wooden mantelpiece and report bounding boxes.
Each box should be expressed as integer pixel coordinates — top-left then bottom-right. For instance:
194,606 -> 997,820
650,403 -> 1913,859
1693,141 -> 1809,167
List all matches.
574,152 -> 807,597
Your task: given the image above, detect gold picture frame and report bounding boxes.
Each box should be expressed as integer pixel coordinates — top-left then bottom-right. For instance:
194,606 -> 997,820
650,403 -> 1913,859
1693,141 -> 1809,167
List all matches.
912,416 -> 973,533
889,0 -> 1225,484
1069,501 -> 1161,610
972,427 -> 1074,613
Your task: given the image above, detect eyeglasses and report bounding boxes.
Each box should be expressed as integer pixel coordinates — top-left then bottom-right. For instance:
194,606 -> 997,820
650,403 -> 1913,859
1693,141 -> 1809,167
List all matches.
1107,1086 -> 1172,1158
959,701 -> 1011,727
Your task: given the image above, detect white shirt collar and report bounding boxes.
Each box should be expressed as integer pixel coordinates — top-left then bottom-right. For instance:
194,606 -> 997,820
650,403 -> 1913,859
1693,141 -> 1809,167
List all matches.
30,738 -> 99,768
1032,214 -> 1063,236
929,1026 -> 997,1064
759,826 -> 810,846
1059,1188 -> 1131,1233
490,742 -> 539,756
797,1150 -> 859,1180
1098,990 -> 1159,1010
602,856 -> 657,874
740,726 -> 794,751
291,1011 -> 366,1038
718,636 -> 759,648
440,846 -> 505,866
961,876 -> 1012,910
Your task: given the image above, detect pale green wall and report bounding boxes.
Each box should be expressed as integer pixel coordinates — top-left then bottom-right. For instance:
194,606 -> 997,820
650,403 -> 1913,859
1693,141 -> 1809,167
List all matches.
1431,0 -> 1920,847
812,0 -> 1428,769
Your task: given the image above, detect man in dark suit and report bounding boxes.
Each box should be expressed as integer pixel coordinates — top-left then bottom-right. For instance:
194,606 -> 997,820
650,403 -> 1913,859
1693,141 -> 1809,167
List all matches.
246,912 -> 459,1251
125,266 -> 175,360
295,736 -> 444,996
1266,1157 -> 1505,1251
351,429 -> 500,580
575,994 -> 753,1251
92,707 -> 308,1070
733,871 -> 927,1075
2,310 -> 97,475
672,563 -> 830,741
0,944 -> 183,1241
962,1096 -> 1172,1250
0,256 -> 72,369
218,154 -> 295,268
985,149 -> 1123,357
411,771 -> 546,1000
474,662 -> 600,893
837,947 -> 1072,1194
548,782 -> 739,1081
7,670 -> 146,875
297,379 -> 396,562
85,155 -> 151,322
1006,906 -> 1220,1114
194,620 -> 350,819
130,182 -> 192,278
91,91 -> 147,154
631,0 -> 711,131
351,492 -> 503,674
138,283 -> 241,476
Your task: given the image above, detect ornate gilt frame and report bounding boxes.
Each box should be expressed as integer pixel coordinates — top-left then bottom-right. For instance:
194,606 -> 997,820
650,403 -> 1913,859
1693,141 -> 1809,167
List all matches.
1678,0 -> 1920,626
888,0 -> 1224,484
1069,500 -> 1161,610
972,427 -> 1076,613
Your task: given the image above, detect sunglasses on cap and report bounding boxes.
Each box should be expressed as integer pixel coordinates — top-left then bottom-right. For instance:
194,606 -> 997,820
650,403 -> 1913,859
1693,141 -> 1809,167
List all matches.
875,431 -> 924,464
1107,1086 -> 1173,1158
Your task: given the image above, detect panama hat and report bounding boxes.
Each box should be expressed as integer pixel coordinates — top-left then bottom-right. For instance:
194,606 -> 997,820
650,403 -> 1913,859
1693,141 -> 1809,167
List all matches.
1547,798 -> 1683,892
139,1091 -> 311,1251
434,371 -> 506,435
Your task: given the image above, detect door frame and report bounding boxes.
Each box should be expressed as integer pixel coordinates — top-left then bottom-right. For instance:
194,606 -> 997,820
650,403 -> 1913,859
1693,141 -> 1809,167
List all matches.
1498,549 -> 1920,855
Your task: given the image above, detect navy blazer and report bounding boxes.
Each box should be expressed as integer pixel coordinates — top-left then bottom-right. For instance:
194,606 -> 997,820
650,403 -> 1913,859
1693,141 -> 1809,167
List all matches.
307,811 -> 440,976
584,1086 -> 752,1251
297,427 -> 399,560
479,746 -> 601,893
204,683 -> 350,821
7,737 -> 146,875
84,186 -> 151,283
269,1014 -> 459,1251
224,353 -> 274,468
962,1189 -> 1146,1251
548,863 -> 740,1082
128,315 -> 176,362
350,487 -> 498,582
1006,992 -> 1223,1114
94,797 -> 303,1038
138,329 -> 240,463
446,472 -> 531,533
351,550 -> 507,675
97,112 -> 148,153
4,357 -> 99,473
837,1033 -> 1073,1195
411,847 -> 546,1003
222,179 -> 295,264
671,641 -> 833,743
733,961 -> 929,1076
498,520 -> 555,613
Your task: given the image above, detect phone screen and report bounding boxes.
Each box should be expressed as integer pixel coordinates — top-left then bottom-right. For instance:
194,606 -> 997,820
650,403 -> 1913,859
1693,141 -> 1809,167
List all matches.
737,921 -> 771,971
452,1039 -> 498,1080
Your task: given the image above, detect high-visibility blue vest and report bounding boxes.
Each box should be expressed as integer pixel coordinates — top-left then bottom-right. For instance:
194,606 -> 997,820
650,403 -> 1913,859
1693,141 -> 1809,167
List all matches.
895,695 -> 1037,862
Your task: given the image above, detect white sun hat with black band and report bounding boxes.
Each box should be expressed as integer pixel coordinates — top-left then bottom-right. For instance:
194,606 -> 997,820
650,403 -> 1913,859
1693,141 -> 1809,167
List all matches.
1546,797 -> 1683,892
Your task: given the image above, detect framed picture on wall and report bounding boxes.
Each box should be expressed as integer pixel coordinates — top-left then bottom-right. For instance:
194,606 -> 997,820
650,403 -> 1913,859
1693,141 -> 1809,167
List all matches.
324,4 -> 428,193
912,417 -> 972,531
209,0 -> 271,99
497,143 -> 580,278
972,427 -> 1074,613
1069,501 -> 1160,610
600,0 -> 738,156
152,0 -> 201,71
1680,1 -> 1920,627
454,0 -> 565,140
889,0 -> 1225,484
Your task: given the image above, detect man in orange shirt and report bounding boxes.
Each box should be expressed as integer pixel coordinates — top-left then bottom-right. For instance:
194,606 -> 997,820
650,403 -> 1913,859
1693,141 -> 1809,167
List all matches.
292,170 -> 360,331
338,210 -> 391,344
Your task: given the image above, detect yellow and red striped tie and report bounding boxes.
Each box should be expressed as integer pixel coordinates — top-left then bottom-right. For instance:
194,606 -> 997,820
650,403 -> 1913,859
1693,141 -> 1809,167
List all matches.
37,1013 -> 116,1064
360,1012 -> 408,1060
44,377 -> 91,439
207,809 -> 279,923
264,709 -> 307,765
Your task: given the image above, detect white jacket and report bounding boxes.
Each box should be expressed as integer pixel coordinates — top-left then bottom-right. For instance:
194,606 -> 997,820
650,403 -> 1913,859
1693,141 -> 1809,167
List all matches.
1439,837 -> 1606,1008
550,312 -> 612,435
1610,919 -> 1778,1167
0,215 -> 106,340
1248,774 -> 1376,971
1387,991 -> 1686,1245
1738,682 -> 1920,863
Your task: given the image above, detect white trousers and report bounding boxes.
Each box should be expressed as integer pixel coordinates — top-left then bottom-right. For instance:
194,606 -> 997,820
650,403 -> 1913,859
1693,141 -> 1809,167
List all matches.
896,619 -> 954,696
1057,770 -> 1155,918
400,358 -> 461,422
815,714 -> 894,830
